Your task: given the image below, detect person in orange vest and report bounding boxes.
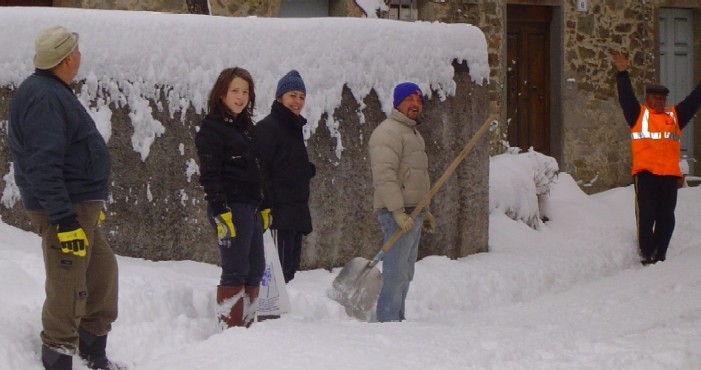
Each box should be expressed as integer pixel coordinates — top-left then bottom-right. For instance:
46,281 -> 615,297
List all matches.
612,52 -> 701,265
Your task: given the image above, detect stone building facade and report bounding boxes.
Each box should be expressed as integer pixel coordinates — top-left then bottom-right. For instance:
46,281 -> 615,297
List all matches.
1,0 -> 700,267
27,0 -> 700,192
413,0 -> 700,193
0,7 -> 490,269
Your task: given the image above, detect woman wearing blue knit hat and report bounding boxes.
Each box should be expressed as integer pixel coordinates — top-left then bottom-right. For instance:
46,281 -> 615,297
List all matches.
253,70 -> 316,292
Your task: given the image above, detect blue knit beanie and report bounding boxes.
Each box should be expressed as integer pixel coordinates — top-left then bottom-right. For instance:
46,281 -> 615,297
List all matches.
393,82 -> 423,108
275,70 -> 306,98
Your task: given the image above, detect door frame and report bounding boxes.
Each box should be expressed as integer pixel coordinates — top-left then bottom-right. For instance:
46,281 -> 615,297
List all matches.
659,7 -> 695,174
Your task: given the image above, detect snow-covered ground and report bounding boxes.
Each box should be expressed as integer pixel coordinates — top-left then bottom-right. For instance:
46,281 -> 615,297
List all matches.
2,152 -> 701,369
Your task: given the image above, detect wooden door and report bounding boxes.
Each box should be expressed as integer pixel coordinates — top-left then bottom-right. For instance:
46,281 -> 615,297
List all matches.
507,5 -> 551,155
660,8 -> 694,172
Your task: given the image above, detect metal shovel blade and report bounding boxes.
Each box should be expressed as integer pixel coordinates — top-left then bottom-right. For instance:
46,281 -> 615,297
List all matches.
328,257 -> 383,320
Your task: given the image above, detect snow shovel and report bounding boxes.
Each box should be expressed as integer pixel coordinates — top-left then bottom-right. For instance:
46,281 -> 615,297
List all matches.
328,113 -> 497,320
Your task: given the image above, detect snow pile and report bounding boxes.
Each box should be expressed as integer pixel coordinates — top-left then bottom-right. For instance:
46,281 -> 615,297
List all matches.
489,150 -> 559,228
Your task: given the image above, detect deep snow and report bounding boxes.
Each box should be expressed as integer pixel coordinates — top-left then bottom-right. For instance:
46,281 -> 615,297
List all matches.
2,157 -> 701,369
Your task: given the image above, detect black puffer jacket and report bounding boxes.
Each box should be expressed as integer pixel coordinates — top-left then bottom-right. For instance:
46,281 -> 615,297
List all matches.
253,101 -> 315,234
196,113 -> 263,213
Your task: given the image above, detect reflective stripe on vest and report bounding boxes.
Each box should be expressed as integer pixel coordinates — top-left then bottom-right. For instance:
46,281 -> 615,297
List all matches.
630,108 -> 680,141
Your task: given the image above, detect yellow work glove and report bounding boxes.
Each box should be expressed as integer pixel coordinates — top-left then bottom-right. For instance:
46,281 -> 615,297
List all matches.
214,211 -> 236,247
260,208 -> 272,231
56,216 -> 88,257
392,210 -> 415,233
422,211 -> 436,234
97,210 -> 106,225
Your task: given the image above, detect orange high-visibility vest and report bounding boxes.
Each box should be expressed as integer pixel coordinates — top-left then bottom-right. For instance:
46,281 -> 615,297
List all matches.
630,105 -> 681,176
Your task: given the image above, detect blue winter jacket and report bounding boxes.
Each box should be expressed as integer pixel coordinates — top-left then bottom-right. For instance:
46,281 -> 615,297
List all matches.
8,69 -> 110,223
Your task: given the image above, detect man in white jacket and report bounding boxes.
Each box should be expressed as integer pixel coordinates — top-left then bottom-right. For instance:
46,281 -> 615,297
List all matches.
368,82 -> 436,322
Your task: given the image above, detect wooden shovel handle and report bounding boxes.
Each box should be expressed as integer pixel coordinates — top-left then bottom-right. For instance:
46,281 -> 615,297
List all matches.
376,113 -> 496,257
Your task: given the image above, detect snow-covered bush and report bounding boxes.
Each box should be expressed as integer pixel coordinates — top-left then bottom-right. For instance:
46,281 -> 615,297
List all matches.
489,150 -> 559,229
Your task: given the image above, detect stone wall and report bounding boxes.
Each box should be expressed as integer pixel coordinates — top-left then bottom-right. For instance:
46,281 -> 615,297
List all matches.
209,0 -> 278,17
411,0 -> 700,193
54,0 -> 190,13
304,61 -> 489,270
47,0 -> 701,195
421,0 -> 639,193
416,1 -> 506,156
12,0 -> 700,264
559,1 -> 653,193
330,0 -> 363,17
53,0 -> 361,17
0,62 -> 489,269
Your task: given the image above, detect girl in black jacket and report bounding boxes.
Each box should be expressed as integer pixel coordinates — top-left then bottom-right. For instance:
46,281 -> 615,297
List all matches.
253,70 -> 315,283
196,67 -> 264,328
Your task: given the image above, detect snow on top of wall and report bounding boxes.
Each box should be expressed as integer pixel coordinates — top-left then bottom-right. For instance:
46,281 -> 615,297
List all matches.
0,7 -> 489,160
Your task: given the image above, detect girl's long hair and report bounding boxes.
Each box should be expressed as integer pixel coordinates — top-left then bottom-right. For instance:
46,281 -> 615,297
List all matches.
206,67 -> 256,130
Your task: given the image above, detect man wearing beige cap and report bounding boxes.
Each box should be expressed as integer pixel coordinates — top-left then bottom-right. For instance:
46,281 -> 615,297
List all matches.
8,26 -> 120,370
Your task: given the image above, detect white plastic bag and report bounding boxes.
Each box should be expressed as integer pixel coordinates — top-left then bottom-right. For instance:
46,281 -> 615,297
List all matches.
257,237 -> 290,315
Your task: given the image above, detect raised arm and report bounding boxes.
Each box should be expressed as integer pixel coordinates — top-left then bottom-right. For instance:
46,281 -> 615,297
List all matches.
612,52 -> 641,127
675,80 -> 701,128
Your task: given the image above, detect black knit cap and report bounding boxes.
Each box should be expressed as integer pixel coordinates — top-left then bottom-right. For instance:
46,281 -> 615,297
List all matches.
646,84 -> 670,96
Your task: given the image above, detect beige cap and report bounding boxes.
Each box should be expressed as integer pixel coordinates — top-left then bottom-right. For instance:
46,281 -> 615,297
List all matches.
33,26 -> 79,70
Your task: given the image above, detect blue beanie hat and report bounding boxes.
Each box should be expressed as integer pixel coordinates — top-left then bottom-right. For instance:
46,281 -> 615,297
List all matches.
393,82 -> 423,108
275,70 -> 306,98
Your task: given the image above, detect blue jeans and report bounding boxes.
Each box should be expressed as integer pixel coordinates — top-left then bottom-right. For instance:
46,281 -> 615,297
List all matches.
208,202 -> 265,286
376,210 -> 424,322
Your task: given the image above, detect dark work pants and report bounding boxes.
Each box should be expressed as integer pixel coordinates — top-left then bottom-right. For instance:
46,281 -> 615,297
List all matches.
634,171 -> 678,262
208,202 -> 265,287
275,229 -> 303,283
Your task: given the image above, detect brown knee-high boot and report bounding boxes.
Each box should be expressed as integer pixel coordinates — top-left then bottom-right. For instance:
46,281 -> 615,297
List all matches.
216,285 -> 245,328
243,285 -> 260,328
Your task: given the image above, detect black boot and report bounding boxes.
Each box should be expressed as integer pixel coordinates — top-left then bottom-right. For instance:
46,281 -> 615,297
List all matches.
42,345 -> 72,370
78,327 -> 119,370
